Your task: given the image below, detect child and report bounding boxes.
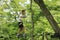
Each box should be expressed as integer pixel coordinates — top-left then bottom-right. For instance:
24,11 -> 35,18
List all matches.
16,10 -> 27,38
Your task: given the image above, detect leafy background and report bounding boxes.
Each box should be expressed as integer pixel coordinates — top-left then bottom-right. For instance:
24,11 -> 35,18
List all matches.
0,0 -> 60,40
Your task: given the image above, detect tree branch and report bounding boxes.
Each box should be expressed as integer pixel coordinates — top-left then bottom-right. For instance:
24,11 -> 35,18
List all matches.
34,0 -> 60,33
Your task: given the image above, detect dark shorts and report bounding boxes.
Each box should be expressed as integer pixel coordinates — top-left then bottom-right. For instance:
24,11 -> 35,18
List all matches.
18,22 -> 24,29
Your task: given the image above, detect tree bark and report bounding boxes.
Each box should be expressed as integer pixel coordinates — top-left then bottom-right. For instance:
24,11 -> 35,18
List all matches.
34,0 -> 60,33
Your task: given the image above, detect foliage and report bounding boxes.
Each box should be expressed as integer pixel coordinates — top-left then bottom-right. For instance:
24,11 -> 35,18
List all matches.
0,0 -> 60,40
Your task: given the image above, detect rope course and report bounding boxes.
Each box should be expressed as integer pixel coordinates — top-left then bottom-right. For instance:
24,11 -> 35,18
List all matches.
0,0 -> 60,40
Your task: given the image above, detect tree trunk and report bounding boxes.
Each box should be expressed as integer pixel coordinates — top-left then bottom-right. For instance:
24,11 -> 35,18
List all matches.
34,0 -> 60,33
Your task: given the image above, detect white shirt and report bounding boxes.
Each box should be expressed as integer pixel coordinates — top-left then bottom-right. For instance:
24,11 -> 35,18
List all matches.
16,11 -> 27,22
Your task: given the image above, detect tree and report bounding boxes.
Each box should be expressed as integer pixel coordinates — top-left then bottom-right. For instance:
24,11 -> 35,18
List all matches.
34,0 -> 60,34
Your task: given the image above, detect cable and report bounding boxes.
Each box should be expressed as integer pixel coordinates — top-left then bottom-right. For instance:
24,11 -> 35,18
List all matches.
30,0 -> 34,40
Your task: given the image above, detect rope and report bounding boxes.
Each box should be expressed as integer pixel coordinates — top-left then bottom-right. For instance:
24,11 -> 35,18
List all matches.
30,0 -> 34,40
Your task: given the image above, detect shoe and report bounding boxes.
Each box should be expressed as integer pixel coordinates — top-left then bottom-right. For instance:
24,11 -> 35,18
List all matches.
23,34 -> 26,38
16,34 -> 20,38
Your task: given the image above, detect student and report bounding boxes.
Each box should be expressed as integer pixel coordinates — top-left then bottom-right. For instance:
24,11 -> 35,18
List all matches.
16,10 -> 27,37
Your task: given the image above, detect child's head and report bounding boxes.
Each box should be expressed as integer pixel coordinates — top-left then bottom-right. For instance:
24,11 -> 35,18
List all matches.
21,9 -> 26,15
22,10 -> 25,12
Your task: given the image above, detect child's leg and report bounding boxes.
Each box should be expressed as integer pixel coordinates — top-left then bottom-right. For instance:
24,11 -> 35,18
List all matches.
17,22 -> 26,37
20,27 -> 25,34
17,28 -> 20,34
